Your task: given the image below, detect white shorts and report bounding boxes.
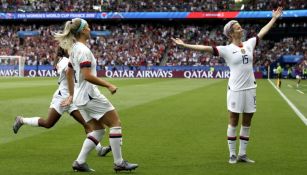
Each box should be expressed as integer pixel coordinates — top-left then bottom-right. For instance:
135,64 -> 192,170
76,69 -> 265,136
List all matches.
227,88 -> 256,113
50,93 -> 78,115
77,96 -> 115,122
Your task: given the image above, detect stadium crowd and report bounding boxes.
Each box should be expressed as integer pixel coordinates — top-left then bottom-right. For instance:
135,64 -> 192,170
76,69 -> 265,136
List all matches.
0,22 -> 306,68
0,0 -> 306,12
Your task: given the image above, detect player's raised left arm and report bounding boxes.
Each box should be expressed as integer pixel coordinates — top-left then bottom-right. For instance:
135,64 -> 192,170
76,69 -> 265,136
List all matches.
257,7 -> 283,40
171,38 -> 214,54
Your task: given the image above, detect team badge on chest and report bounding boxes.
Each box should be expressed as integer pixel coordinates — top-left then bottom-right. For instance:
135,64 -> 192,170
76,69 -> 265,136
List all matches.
241,48 -> 246,54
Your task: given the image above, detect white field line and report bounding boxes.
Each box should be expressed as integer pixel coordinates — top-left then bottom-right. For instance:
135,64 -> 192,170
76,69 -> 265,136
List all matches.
287,83 -> 305,94
296,90 -> 305,94
268,79 -> 307,125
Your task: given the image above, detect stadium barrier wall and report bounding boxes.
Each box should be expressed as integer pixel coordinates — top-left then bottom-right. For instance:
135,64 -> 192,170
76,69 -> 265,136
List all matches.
0,65 -> 264,78
100,70 -> 263,79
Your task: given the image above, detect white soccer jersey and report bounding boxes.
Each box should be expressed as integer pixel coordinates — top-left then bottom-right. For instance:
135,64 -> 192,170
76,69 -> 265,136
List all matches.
213,37 -> 259,91
69,42 -> 101,106
50,56 -> 78,115
56,56 -> 69,95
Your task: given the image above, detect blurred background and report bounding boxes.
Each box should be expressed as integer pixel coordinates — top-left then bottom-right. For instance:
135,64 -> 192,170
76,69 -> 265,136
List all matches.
0,0 -> 306,79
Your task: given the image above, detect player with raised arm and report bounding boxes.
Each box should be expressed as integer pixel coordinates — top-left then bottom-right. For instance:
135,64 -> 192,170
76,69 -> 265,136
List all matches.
172,7 -> 283,164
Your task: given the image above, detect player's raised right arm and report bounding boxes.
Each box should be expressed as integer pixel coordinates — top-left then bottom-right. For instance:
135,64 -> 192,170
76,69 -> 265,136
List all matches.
171,38 -> 214,54
257,7 -> 283,39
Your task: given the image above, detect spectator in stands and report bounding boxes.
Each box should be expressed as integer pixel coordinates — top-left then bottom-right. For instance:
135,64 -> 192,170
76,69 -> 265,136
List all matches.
0,22 -> 306,69
1,0 -> 305,12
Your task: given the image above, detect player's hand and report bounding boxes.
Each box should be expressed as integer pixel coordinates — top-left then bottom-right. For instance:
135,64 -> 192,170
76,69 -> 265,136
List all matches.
108,84 -> 118,95
272,7 -> 283,19
171,38 -> 185,46
61,95 -> 73,107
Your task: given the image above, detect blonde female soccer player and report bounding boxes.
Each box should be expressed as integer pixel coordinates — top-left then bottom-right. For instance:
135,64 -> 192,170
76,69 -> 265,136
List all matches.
172,7 -> 283,164
55,18 -> 138,172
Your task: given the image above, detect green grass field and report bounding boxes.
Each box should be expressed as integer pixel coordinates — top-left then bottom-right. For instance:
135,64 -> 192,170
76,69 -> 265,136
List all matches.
1,77 -> 307,175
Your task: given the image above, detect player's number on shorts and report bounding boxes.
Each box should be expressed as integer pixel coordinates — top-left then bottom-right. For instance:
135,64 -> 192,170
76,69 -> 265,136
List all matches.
242,55 -> 248,64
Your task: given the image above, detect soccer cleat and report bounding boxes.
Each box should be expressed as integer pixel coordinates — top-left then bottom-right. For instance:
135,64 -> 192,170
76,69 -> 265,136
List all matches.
228,155 -> 237,164
13,116 -> 23,134
114,160 -> 138,172
237,154 -> 255,163
72,161 -> 95,172
98,145 -> 112,157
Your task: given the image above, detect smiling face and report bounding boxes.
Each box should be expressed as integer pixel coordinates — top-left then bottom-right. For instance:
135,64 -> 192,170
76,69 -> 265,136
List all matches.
229,23 -> 244,40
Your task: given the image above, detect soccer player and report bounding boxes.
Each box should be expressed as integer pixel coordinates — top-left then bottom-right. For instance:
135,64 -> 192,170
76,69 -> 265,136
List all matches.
12,47 -> 111,157
54,18 -> 138,172
172,7 -> 283,164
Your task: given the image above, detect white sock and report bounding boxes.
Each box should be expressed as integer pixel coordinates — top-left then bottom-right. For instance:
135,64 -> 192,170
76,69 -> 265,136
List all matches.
96,142 -> 103,151
76,129 -> 104,164
76,138 -> 96,164
88,129 -> 105,152
238,126 -> 250,156
227,125 -> 237,157
109,127 -> 123,165
22,117 -> 40,126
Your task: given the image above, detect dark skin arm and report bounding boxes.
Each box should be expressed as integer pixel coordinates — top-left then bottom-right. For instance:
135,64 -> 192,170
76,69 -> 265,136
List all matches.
60,66 -> 74,106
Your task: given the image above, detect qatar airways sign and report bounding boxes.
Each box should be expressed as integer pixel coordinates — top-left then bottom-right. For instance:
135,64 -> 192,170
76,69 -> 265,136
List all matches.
0,68 -> 58,77
27,70 -> 57,77
1,69 -> 262,79
0,69 -> 19,76
102,70 -> 231,79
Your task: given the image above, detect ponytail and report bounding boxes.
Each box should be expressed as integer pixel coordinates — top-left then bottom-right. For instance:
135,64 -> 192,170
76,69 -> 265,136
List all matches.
54,18 -> 87,54
54,21 -> 75,54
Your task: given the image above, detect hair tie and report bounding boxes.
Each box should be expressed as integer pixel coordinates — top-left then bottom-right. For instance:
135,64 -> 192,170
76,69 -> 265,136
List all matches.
223,20 -> 238,38
76,19 -> 87,33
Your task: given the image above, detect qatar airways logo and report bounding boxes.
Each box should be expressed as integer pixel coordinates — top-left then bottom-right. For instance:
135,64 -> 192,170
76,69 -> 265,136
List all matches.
183,70 -> 230,78
28,70 -> 57,77
104,70 -> 230,79
105,70 -> 173,78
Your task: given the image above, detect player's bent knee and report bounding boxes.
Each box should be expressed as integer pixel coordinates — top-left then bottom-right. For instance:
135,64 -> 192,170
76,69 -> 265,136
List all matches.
38,120 -> 53,128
